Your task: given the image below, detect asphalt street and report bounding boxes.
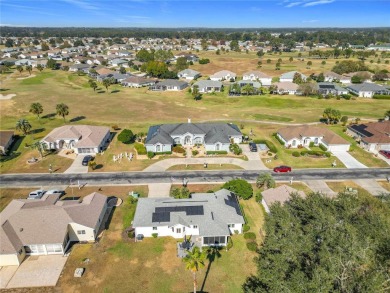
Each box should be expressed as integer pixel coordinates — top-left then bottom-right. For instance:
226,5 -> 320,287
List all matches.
1,168 -> 389,187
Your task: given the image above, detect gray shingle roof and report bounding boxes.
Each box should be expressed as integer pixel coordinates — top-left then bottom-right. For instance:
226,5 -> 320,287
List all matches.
133,189 -> 245,237
346,82 -> 389,93
145,123 -> 242,145
194,80 -> 223,88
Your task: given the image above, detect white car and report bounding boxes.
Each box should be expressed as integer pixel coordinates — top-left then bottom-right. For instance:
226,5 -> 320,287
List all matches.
27,190 -> 46,199
46,189 -> 65,196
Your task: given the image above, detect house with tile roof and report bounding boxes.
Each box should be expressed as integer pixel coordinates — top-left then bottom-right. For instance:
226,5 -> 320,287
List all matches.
132,189 -> 245,246
242,71 -> 272,86
346,121 -> 390,152
277,125 -> 350,151
261,185 -> 306,213
145,120 -> 242,153
0,193 -> 108,266
210,70 -> 236,82
41,125 -> 110,154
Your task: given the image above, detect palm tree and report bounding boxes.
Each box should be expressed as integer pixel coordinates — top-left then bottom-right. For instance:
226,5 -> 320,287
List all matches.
30,141 -> 46,159
16,65 -> 23,75
56,103 -> 69,122
323,107 -> 332,124
183,246 -> 206,293
37,64 -> 44,72
256,172 -> 276,189
25,65 -> 33,75
15,119 -> 32,135
29,102 -> 43,120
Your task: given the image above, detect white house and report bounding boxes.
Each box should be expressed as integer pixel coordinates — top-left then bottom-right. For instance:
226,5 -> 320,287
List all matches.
277,125 -> 351,151
177,69 -> 201,80
242,71 -> 272,86
273,81 -> 299,95
145,120 -> 243,153
210,70 -> 236,81
149,79 -> 188,91
280,71 -> 307,83
132,189 -> 245,246
0,192 -> 108,266
193,80 -> 223,93
345,83 -> 390,98
41,125 -> 111,154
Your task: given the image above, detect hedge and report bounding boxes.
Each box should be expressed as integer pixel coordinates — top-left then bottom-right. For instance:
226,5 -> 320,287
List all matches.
117,129 -> 134,144
253,138 -> 278,153
373,95 -> 390,100
300,150 -> 331,157
158,151 -> 172,155
319,143 -> 328,151
134,142 -> 147,155
292,151 -> 301,157
273,133 -> 285,146
246,241 -> 258,251
244,232 -> 257,240
173,146 -> 186,153
147,151 -> 155,159
243,224 -> 251,233
207,150 -> 228,155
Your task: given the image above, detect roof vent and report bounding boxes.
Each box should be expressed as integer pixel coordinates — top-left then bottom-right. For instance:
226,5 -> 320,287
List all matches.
19,228 -> 23,232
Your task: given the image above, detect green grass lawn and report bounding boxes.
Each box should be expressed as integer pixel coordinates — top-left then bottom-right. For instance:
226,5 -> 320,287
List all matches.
58,186 -> 263,293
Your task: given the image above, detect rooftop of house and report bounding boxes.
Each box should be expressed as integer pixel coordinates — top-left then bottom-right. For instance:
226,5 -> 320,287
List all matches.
133,189 -> 245,237
210,70 -> 237,78
280,71 -> 307,79
41,125 -> 110,148
348,121 -> 390,144
0,192 -> 107,254
0,130 -> 14,148
194,80 -> 223,88
243,71 -> 271,79
278,125 -> 350,145
274,81 -> 299,91
346,82 -> 389,92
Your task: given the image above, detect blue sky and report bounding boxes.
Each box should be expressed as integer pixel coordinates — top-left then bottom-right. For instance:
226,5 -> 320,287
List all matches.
0,0 -> 389,28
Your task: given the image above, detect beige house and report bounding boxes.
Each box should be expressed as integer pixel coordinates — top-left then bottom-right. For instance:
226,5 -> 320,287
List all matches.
242,71 -> 272,86
274,81 -> 299,95
210,70 -> 237,81
0,130 -> 15,155
261,185 -> 306,213
41,125 -> 110,154
0,192 -> 108,266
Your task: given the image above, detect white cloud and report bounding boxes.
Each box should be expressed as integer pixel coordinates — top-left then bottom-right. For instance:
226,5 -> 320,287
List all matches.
62,0 -> 99,11
303,0 -> 335,7
285,2 -> 303,8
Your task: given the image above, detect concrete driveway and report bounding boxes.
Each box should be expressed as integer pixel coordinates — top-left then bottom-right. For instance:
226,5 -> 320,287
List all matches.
148,183 -> 171,197
304,180 -> 337,197
64,155 -> 89,174
331,151 -> 367,169
0,255 -> 68,289
353,179 -> 388,196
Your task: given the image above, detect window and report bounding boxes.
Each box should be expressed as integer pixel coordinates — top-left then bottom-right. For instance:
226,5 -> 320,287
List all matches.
193,225 -> 198,229
230,224 -> 235,228
176,228 -> 181,233
153,227 -> 157,230
203,236 -> 226,245
77,230 -> 86,235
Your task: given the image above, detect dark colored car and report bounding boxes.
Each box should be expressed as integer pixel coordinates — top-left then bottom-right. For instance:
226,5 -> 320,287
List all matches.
379,150 -> 390,159
273,165 -> 292,173
82,155 -> 94,166
249,142 -> 258,152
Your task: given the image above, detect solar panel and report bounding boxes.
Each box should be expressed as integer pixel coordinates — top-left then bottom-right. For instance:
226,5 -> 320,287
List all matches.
152,212 -> 171,223
153,205 -> 204,220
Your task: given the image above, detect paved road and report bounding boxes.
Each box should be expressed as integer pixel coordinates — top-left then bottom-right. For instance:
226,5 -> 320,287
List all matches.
1,168 -> 389,187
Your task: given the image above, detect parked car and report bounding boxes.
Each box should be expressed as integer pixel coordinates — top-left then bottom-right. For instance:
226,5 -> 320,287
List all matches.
82,155 -> 94,166
46,189 -> 65,196
273,165 -> 292,173
379,150 -> 390,159
249,142 -> 258,152
27,190 -> 46,199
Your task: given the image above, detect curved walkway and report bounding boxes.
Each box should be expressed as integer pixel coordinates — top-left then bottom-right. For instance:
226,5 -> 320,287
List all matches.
144,145 -> 267,172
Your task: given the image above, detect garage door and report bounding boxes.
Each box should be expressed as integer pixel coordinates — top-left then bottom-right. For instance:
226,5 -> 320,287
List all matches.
25,244 -> 46,255
328,144 -> 350,152
78,148 -> 94,154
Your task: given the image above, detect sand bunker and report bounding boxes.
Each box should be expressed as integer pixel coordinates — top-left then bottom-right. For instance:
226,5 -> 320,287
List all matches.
0,93 -> 16,100
16,74 -> 36,80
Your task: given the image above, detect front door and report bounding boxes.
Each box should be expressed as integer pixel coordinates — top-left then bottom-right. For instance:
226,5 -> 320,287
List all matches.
156,145 -> 161,152
184,136 -> 192,145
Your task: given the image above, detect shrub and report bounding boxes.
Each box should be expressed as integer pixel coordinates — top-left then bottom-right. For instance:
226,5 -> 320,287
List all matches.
341,94 -> 351,100
222,178 -> 253,200
373,95 -> 390,100
243,224 -> 251,233
292,151 -> 300,157
229,143 -> 242,155
244,232 -> 257,240
255,191 -> 263,202
227,237 -> 233,250
319,143 -> 328,151
134,142 -> 147,155
152,233 -> 158,238
127,230 -> 135,238
300,150 -> 331,157
147,151 -> 155,159
172,146 -> 185,153
199,58 -> 210,64
207,151 -> 228,155
192,150 -> 199,156
234,230 -> 239,234
309,141 -> 314,147
111,124 -> 119,130
158,151 -> 172,155
171,187 -> 190,199
117,129 -> 134,144
246,241 -> 258,251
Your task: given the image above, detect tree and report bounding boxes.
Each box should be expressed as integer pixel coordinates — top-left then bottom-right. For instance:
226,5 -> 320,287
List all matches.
119,66 -> 126,74
230,40 -> 240,52
298,83 -> 317,96
102,78 -> 114,92
289,57 -> 293,62
41,42 -> 49,51
56,103 -> 69,122
171,187 -> 190,199
25,65 -> 32,75
257,50 -> 264,58
341,115 -> 349,126
351,75 -> 363,83
15,119 -> 32,135
241,84 -> 255,96
307,61 -> 312,67
192,85 -> 202,101
154,49 -> 173,62
317,72 -> 325,82
36,64 -> 44,72
222,178 -> 253,200
176,57 -> 188,71
5,38 -> 14,47
323,107 -> 332,124
47,58 -> 57,70
242,192 -> 390,292
30,141 -> 46,159
136,49 -> 154,62
29,102 -> 43,120
16,65 -> 23,75
117,129 -> 134,144
256,173 -> 275,189
89,80 -> 98,92
321,60 -> 326,65
183,247 -> 206,293
293,72 -> 303,84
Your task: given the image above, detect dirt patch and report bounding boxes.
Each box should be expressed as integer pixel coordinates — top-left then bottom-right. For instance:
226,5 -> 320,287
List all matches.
130,258 -> 139,265
16,74 -> 36,80
144,260 -> 155,268
0,93 -> 16,100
